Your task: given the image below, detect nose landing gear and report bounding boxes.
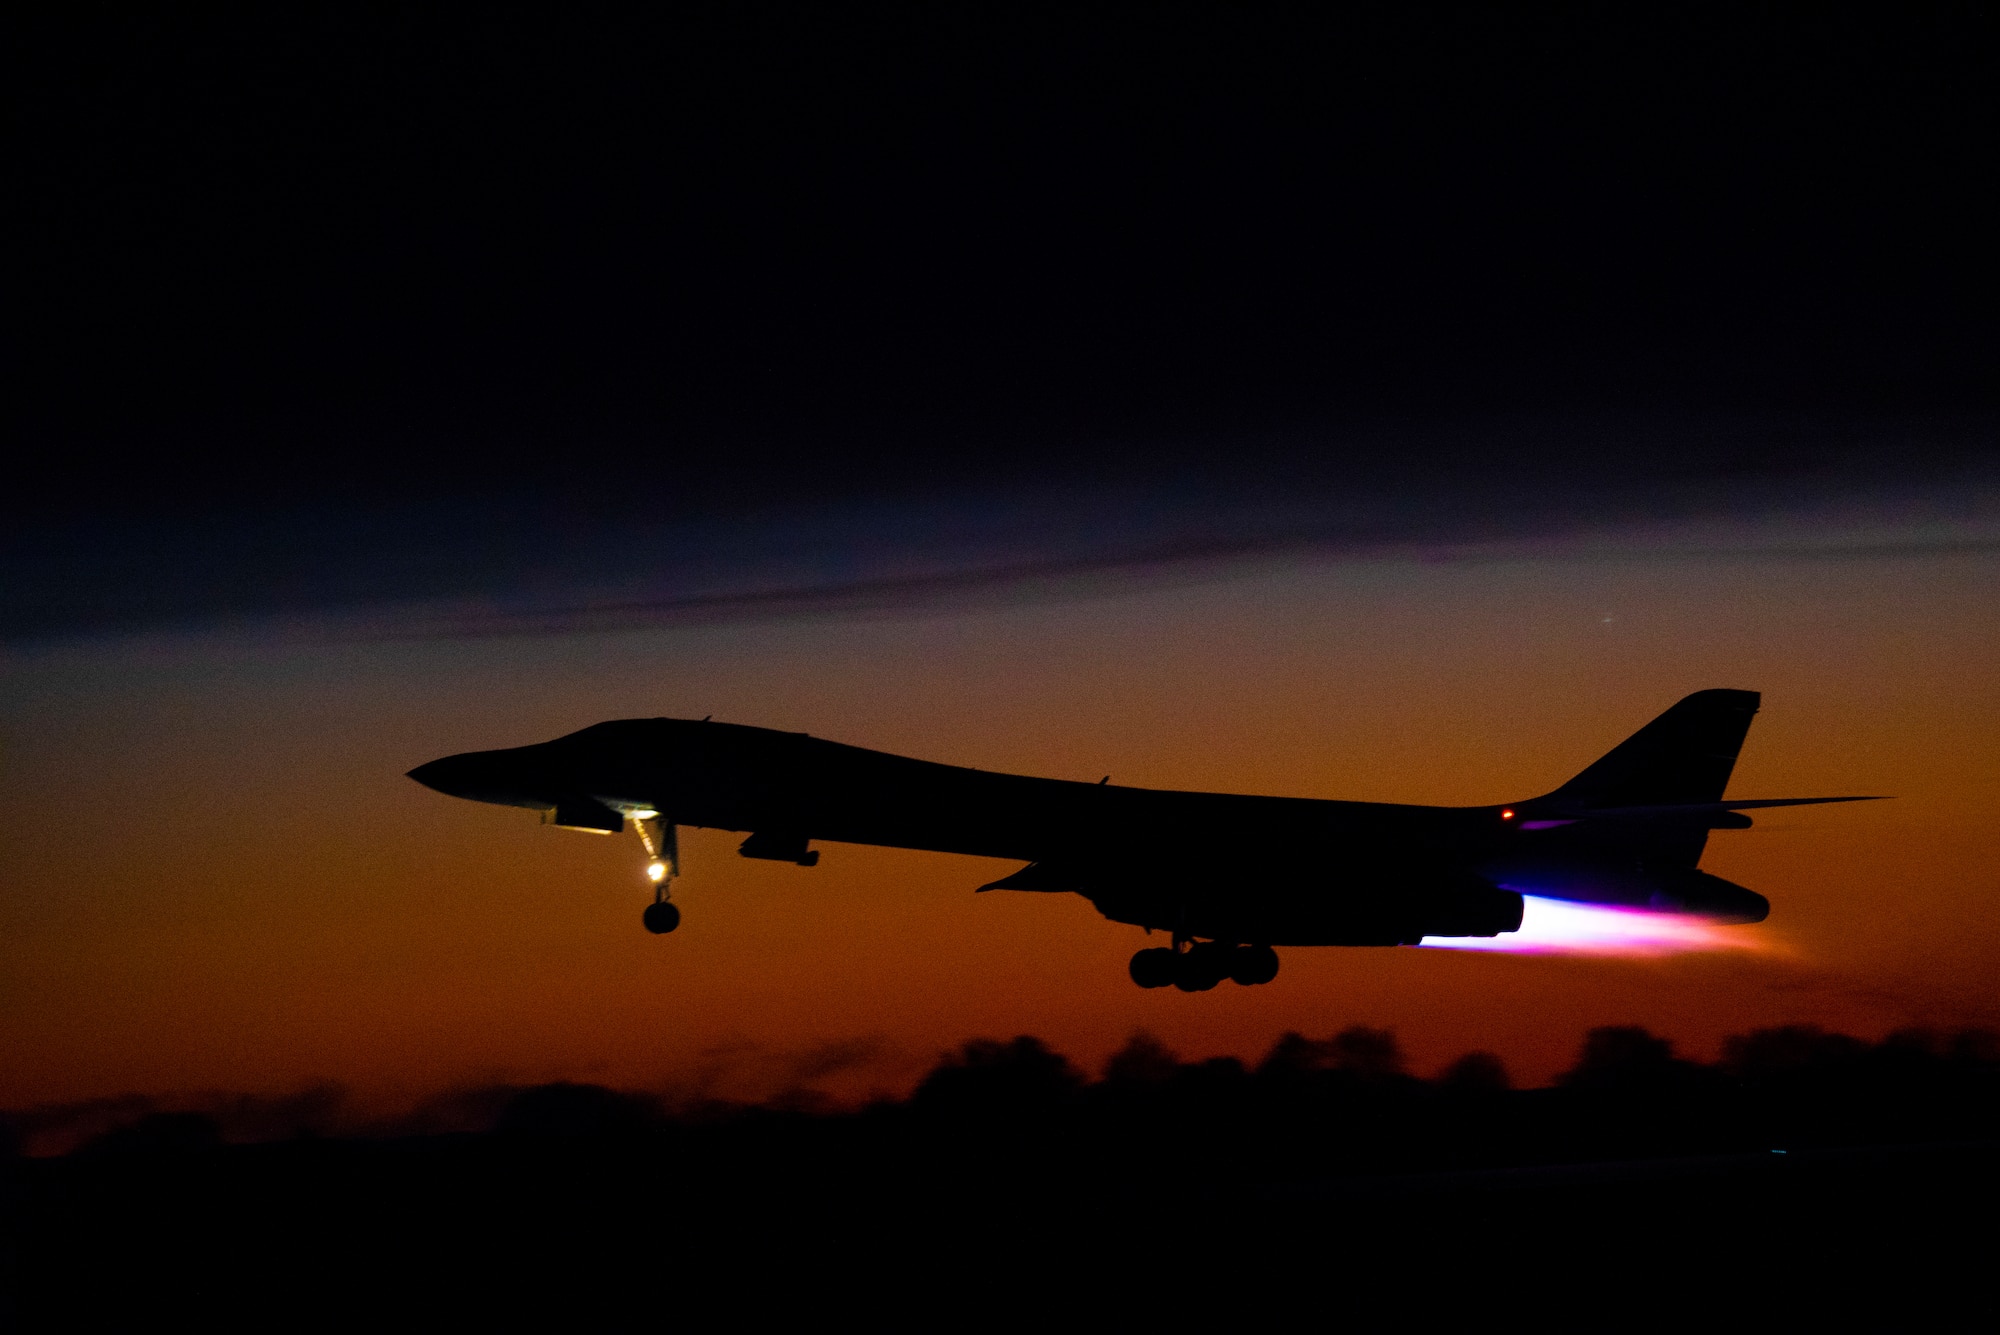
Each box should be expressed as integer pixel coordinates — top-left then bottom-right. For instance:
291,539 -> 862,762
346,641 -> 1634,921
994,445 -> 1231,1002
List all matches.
635,814 -> 681,934
1129,940 -> 1279,990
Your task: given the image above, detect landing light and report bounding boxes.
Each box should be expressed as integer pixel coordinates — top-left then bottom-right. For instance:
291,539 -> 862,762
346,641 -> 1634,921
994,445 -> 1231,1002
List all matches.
631,809 -> 660,820
646,861 -> 667,882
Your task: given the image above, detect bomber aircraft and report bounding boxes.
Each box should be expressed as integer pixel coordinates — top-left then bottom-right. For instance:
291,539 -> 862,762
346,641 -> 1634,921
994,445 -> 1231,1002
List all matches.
408,689 -> 1877,990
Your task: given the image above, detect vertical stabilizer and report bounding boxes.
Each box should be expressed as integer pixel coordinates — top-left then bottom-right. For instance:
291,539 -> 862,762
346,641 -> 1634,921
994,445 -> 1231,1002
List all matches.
1547,689 -> 1760,809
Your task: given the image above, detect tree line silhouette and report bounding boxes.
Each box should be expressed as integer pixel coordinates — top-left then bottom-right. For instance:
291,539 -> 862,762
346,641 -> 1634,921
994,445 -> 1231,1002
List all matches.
9,1022 -> 1999,1326
21,1021 -> 1999,1176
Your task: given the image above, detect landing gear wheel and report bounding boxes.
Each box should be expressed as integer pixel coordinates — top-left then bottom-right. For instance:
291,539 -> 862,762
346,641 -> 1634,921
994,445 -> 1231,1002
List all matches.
1129,947 -> 1178,989
1173,942 -> 1230,992
642,901 -> 681,934
1227,944 -> 1280,985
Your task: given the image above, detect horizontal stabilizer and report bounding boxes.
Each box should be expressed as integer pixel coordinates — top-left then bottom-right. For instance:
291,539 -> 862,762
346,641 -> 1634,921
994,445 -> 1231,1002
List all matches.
1486,864 -> 1771,922
1580,795 -> 1888,817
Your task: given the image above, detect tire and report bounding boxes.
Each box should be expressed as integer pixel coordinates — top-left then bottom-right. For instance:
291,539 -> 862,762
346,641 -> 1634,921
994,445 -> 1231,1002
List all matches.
1228,944 -> 1280,986
1173,944 -> 1228,992
1129,947 -> 1178,989
642,901 -> 682,934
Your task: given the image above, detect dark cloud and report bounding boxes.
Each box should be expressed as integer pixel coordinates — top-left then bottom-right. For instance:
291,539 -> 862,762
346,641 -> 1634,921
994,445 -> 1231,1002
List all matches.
9,9 -> 1998,641
8,419 -> 1996,644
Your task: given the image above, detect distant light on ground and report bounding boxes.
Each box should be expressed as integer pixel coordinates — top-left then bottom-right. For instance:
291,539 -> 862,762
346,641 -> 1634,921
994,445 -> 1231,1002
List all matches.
1424,896 -> 1776,957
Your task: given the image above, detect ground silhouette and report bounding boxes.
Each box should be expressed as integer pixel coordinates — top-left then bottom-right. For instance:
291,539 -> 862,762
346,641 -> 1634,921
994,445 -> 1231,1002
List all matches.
7,1023 -> 1999,1323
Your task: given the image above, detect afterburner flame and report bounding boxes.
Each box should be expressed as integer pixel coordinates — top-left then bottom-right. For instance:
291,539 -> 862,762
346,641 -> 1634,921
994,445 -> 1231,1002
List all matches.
1423,895 -> 1774,957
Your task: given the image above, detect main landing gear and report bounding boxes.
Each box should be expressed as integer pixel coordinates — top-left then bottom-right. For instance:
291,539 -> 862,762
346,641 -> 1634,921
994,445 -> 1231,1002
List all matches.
1130,941 -> 1280,991
635,814 -> 682,934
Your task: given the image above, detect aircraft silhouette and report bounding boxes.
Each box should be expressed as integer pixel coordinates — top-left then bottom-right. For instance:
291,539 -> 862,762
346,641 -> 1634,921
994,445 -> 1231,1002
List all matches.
409,689 -> 1878,990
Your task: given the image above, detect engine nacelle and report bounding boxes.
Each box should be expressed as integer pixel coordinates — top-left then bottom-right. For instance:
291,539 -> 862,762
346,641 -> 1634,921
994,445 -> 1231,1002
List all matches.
1085,874 -> 1525,947
1417,883 -> 1526,937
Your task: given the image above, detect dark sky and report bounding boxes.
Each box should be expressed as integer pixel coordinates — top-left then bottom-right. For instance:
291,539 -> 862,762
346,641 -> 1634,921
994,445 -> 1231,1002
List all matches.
10,5 -> 2000,636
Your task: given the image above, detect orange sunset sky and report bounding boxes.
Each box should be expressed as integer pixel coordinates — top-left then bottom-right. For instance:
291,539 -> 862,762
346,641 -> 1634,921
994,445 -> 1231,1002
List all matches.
5,543 -> 1998,1121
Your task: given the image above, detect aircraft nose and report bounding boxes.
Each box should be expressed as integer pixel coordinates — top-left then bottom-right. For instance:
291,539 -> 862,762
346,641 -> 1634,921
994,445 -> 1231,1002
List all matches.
408,753 -> 478,796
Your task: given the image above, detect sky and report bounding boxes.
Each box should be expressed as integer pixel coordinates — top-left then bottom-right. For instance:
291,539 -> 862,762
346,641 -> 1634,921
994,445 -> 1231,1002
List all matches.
5,7 -> 1999,1125
6,535 -> 1997,1117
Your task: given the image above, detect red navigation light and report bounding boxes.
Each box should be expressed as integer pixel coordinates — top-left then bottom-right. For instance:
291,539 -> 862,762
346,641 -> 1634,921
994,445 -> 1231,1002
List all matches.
1500,808 -> 1515,820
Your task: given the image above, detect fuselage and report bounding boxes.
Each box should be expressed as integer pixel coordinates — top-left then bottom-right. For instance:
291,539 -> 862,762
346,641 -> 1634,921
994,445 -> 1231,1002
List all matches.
410,691 -> 1894,989
409,715 -> 1775,947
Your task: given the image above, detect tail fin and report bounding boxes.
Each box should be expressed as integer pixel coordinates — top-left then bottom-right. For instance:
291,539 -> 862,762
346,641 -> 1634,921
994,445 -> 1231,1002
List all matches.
1547,689 -> 1760,809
